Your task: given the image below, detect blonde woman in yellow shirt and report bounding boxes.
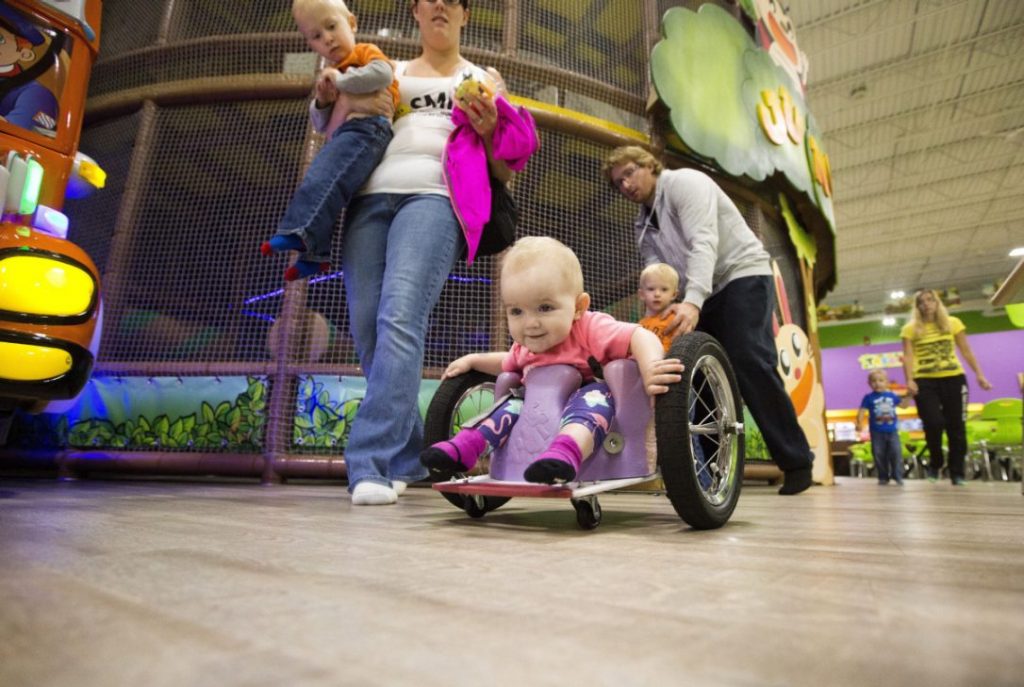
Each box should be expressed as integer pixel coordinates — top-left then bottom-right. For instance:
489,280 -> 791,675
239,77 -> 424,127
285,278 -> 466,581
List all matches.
901,289 -> 991,485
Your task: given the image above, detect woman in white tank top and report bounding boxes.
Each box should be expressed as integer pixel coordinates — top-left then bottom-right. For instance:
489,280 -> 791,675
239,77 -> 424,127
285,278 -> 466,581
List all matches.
336,0 -> 511,505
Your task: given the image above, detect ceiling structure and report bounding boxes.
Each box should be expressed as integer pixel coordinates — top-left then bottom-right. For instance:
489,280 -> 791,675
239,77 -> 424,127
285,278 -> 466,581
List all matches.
795,0 -> 1024,315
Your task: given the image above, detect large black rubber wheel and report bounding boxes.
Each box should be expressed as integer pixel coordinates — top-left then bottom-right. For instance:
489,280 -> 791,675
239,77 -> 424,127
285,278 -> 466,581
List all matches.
423,371 -> 510,514
656,332 -> 745,529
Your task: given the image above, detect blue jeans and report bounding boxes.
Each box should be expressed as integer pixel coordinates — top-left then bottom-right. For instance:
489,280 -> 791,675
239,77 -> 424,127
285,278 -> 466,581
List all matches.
870,430 -> 903,483
276,115 -> 392,263
341,193 -> 463,491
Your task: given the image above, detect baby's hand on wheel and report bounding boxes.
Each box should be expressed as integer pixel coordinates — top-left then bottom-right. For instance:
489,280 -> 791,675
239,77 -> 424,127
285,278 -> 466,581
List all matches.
442,356 -> 475,380
642,357 -> 684,396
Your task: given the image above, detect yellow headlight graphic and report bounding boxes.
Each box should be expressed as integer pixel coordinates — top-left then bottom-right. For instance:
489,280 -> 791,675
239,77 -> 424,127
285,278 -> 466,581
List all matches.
0,342 -> 73,380
0,255 -> 95,316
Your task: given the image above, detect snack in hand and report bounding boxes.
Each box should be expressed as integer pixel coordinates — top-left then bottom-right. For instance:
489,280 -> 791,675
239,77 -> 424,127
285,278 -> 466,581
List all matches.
455,72 -> 496,107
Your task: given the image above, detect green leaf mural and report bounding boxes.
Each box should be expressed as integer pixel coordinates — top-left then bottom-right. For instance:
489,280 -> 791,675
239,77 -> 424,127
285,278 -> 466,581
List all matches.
651,4 -> 833,227
652,5 -> 757,178
779,194 -> 817,266
805,113 -> 836,231
10,376 -> 268,452
744,408 -> 771,463
293,376 -> 362,451
10,375 -> 442,456
740,49 -> 813,194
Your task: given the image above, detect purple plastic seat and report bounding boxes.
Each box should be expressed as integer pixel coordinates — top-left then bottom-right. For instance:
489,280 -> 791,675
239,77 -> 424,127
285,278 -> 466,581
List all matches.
489,360 -> 653,482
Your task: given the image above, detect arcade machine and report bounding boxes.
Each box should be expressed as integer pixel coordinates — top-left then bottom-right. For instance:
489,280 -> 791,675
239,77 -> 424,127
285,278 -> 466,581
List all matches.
0,0 -> 104,442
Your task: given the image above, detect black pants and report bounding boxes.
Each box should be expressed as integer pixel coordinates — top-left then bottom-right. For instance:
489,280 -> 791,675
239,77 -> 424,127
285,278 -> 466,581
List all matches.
914,375 -> 968,481
697,276 -> 812,472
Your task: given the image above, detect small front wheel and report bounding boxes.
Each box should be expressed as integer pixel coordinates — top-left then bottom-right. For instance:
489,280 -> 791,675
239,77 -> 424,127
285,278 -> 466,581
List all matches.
571,496 -> 602,530
463,494 -> 489,519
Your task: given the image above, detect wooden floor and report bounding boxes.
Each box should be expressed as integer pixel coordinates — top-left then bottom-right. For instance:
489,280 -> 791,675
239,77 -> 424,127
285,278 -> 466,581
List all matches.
1,475 -> 1022,687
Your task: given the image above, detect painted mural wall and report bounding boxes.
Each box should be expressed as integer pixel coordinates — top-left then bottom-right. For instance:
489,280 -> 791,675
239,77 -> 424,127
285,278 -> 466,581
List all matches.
821,329 -> 1024,412
649,3 -> 836,484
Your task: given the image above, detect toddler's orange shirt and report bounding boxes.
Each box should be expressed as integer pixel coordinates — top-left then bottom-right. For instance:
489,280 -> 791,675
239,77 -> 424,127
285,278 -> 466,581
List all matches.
639,310 -> 675,352
338,43 -> 400,108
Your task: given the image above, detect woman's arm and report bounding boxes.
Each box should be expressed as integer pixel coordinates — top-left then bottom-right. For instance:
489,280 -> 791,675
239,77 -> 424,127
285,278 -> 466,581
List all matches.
442,352 -> 508,379
334,88 -> 395,119
628,327 -> 683,396
901,337 -> 918,395
954,331 -> 992,390
458,67 -> 514,183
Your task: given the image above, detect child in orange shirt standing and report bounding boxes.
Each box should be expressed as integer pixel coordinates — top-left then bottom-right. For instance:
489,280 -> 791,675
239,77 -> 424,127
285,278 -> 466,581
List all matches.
261,0 -> 399,281
637,263 -> 680,352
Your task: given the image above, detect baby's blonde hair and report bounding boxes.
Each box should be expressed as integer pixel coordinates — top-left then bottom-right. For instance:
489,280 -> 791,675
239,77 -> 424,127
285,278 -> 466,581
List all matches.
867,368 -> 888,384
501,236 -> 584,295
639,262 -> 680,293
293,0 -> 351,19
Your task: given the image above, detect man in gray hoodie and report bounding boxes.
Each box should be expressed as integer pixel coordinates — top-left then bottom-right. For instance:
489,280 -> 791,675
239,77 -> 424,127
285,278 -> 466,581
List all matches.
603,146 -> 813,495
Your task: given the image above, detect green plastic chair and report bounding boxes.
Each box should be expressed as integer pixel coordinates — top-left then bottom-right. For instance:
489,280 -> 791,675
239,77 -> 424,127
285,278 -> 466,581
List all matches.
848,442 -> 874,478
900,433 -> 936,479
978,398 -> 1023,481
965,419 -> 997,481
899,430 -> 926,479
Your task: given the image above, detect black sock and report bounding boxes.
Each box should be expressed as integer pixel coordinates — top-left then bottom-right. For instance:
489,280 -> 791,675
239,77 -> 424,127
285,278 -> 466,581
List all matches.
524,458 -> 577,484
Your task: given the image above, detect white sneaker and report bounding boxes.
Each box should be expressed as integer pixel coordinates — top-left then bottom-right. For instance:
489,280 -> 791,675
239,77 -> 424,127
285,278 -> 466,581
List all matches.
392,480 -> 407,496
351,481 -> 397,505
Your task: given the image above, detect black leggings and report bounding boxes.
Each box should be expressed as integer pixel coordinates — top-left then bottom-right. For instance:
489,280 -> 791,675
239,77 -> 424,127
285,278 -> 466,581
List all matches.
914,375 -> 968,481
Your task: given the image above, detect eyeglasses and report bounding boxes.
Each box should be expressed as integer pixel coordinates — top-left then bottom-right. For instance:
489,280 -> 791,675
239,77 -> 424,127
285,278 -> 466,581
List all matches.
420,0 -> 463,6
612,164 -> 639,190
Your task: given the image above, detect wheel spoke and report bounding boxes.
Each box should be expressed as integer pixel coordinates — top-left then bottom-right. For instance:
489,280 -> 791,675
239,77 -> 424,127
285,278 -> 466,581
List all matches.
684,354 -> 741,505
656,333 -> 744,529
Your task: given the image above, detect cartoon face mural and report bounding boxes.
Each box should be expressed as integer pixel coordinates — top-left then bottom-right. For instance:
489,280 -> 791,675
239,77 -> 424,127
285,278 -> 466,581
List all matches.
751,0 -> 809,93
0,5 -> 64,137
775,323 -> 829,470
771,260 -> 831,483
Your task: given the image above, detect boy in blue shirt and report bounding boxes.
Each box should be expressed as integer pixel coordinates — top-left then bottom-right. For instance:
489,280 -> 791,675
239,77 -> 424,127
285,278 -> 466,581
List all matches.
856,369 -> 910,485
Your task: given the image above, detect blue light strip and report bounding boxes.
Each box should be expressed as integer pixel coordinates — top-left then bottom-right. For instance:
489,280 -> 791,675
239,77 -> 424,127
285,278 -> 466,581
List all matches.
240,271 -> 492,307
240,310 -> 275,323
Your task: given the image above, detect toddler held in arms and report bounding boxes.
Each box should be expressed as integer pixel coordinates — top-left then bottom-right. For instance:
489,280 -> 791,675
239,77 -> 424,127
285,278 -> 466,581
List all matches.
421,236 -> 683,484
261,0 -> 398,281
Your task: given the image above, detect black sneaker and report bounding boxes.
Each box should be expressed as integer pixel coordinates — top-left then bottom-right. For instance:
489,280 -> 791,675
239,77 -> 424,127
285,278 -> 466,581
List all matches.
778,466 -> 813,495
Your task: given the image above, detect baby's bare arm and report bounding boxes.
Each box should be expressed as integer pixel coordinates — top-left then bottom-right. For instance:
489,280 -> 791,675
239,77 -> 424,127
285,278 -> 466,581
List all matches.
629,328 -> 683,396
443,352 -> 508,379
